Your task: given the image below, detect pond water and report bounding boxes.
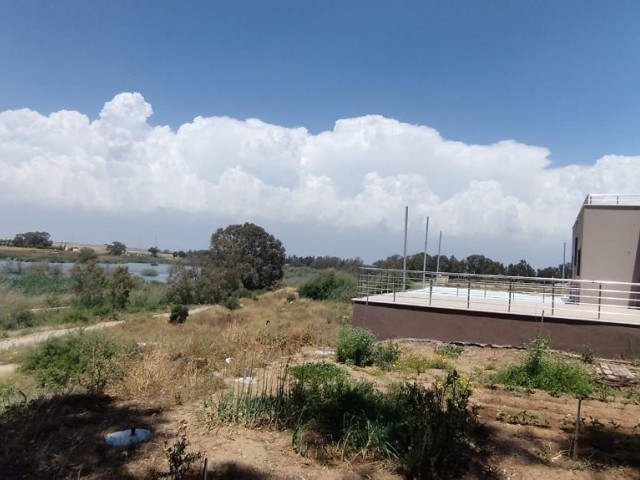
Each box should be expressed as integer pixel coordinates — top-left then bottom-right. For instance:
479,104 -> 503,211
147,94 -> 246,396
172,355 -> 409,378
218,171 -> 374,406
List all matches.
0,259 -> 172,283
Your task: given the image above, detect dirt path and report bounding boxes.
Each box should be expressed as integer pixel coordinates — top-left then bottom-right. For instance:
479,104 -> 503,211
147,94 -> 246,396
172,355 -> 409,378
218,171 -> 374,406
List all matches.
0,320 -> 125,353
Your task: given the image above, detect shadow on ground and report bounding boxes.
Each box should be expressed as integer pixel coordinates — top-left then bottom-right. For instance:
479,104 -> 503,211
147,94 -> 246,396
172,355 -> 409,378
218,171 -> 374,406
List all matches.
0,393 -> 166,479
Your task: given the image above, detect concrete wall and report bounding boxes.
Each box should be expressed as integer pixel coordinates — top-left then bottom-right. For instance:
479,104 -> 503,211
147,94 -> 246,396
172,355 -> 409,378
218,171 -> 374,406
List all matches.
572,205 -> 640,306
353,300 -> 640,359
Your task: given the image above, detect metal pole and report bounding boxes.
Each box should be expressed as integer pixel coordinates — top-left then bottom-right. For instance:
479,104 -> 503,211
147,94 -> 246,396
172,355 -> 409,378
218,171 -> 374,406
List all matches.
562,242 -> 566,279
422,216 -> 429,287
508,279 -> 513,312
429,276 -> 433,305
598,283 -> 602,319
402,206 -> 408,291
435,230 -> 442,282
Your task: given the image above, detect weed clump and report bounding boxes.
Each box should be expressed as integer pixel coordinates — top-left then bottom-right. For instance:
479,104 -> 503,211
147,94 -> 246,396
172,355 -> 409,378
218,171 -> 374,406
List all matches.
492,336 -> 593,397
20,332 -> 126,394
206,365 -> 477,478
336,326 -> 376,366
435,343 -> 465,359
169,305 -> 189,324
336,327 -> 401,369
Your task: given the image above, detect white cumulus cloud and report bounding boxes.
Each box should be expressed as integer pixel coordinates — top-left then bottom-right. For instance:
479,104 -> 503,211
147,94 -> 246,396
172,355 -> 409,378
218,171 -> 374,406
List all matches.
1,92 -> 638,263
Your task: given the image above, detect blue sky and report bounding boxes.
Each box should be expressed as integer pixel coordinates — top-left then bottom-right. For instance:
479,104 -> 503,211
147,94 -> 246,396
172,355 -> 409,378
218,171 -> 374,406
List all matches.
1,1 -> 639,266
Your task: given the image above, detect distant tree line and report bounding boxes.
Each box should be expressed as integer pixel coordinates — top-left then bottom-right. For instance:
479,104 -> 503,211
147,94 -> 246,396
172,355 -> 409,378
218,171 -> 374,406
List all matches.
372,253 -> 572,278
286,255 -> 365,273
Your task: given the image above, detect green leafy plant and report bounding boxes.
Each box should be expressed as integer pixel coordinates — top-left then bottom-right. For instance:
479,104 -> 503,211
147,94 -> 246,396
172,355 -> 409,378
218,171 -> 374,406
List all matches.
164,423 -> 202,480
289,362 -> 348,385
20,332 -> 123,394
580,343 -> 595,364
492,335 -> 593,397
372,342 -> 400,370
205,366 -> 477,478
169,304 -> 189,324
496,408 -> 550,428
336,327 -> 376,366
435,343 -> 465,359
223,295 -> 240,310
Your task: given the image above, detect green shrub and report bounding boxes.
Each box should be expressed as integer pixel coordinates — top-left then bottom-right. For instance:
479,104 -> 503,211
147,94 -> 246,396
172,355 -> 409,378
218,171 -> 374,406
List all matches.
435,343 -> 465,359
60,309 -> 90,325
580,343 -> 595,364
492,335 -> 593,397
336,327 -> 376,366
289,362 -> 348,386
372,342 -> 400,370
20,332 -> 123,394
207,368 -> 476,478
169,304 -> 189,324
223,295 -> 240,310
298,269 -> 357,302
394,353 -> 453,373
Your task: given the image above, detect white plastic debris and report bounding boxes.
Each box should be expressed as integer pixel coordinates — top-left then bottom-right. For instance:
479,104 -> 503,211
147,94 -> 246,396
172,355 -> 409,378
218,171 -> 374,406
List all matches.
105,428 -> 152,447
234,376 -> 257,385
225,357 -> 232,364
314,349 -> 335,357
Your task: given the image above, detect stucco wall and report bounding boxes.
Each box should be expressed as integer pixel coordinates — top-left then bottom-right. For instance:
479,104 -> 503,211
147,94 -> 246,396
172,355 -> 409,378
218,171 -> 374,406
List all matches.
353,301 -> 640,359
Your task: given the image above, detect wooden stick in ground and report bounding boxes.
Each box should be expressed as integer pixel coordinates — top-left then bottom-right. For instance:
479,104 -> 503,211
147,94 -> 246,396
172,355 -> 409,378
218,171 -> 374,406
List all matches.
571,397 -> 582,460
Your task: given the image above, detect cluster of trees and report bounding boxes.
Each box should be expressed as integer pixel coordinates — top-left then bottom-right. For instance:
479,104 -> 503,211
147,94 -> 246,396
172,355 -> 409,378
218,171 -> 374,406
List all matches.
166,223 -> 286,305
105,241 -> 127,256
11,231 -> 53,249
70,255 -> 135,310
373,253 -> 572,278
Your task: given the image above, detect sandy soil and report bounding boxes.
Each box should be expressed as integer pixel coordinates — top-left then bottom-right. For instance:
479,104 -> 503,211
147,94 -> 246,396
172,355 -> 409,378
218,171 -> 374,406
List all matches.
118,341 -> 640,479
1,329 -> 638,478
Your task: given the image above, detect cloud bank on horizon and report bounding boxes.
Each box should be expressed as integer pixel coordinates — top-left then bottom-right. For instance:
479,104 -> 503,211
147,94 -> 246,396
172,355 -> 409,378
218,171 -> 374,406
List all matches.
1,92 -> 639,260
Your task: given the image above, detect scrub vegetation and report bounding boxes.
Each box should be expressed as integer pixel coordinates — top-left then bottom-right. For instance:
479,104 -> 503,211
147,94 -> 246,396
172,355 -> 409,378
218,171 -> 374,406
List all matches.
0,226 -> 639,479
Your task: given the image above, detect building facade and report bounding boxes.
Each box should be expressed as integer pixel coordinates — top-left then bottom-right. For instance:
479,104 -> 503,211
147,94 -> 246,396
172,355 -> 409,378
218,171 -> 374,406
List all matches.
571,194 -> 640,306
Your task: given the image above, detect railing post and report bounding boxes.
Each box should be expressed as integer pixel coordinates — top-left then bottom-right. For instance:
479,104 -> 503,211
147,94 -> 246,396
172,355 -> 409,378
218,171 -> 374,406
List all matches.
508,279 -> 513,312
598,283 -> 602,319
551,283 -> 555,316
429,276 -> 433,306
467,277 -> 471,309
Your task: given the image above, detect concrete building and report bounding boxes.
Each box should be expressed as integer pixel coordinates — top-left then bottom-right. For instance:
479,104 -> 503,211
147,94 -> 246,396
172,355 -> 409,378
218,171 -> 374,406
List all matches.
571,194 -> 640,306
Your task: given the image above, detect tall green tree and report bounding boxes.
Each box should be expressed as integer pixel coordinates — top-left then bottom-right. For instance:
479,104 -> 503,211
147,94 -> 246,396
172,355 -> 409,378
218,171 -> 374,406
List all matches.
209,223 -> 285,290
105,241 -> 126,256
70,260 -> 107,308
108,266 -> 135,310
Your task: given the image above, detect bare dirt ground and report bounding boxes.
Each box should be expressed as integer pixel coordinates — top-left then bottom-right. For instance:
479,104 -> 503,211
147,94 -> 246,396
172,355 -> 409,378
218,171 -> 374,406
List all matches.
1,298 -> 639,479
113,341 -> 640,480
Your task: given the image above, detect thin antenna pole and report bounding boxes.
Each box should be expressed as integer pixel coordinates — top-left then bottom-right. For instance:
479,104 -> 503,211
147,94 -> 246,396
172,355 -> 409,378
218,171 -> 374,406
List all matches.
422,217 -> 429,287
402,206 -> 408,291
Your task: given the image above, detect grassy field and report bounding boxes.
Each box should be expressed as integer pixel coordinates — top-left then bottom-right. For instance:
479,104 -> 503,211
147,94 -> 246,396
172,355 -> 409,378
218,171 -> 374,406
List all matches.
0,287 -> 638,478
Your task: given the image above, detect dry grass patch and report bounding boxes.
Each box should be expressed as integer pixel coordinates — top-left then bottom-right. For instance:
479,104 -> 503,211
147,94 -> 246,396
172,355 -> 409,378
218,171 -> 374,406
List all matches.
110,292 -> 347,406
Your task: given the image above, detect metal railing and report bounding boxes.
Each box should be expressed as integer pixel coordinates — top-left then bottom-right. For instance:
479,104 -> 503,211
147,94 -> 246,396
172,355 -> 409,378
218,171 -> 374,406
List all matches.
584,194 -> 640,206
357,267 -> 640,323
